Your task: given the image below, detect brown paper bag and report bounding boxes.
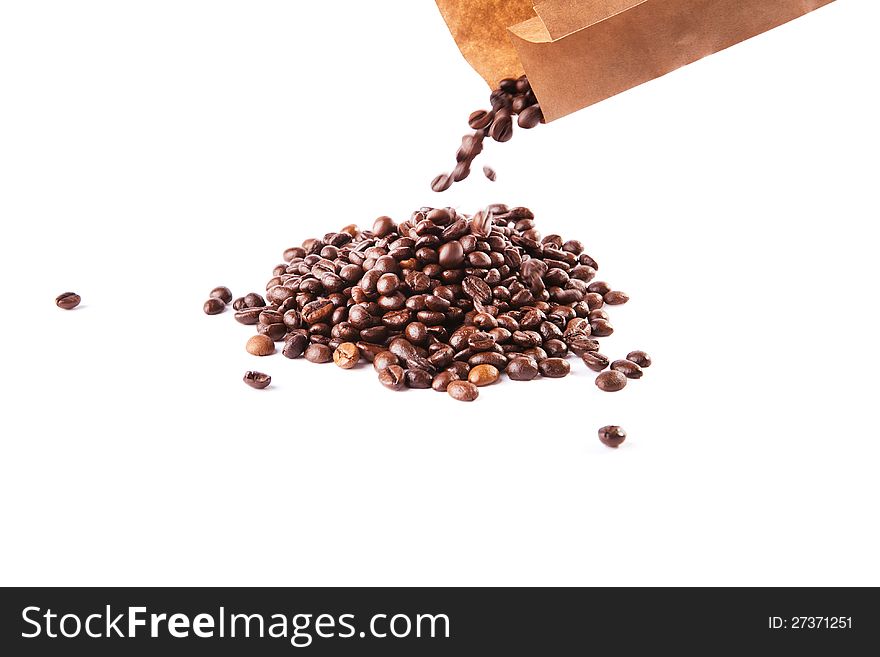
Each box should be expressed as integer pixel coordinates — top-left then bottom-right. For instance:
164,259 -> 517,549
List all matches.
435,0 -> 836,121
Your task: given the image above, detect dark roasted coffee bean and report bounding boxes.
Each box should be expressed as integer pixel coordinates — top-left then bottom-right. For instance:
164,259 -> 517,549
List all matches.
539,358 -> 570,378
243,371 -> 271,389
203,298 -> 226,315
405,368 -> 433,389
232,297 -> 247,311
490,111 -> 513,142
55,292 -> 81,310
543,338 -> 568,358
262,323 -> 287,341
468,109 -> 494,130
301,299 -> 335,325
234,307 -> 263,325
431,173 -> 453,192
282,333 -> 308,359
446,361 -> 471,380
431,370 -> 459,392
468,351 -> 507,369
596,370 -> 627,392
590,319 -> 614,337
210,286 -> 233,304
506,357 -> 538,381
404,321 -> 428,345
372,215 -> 396,237
581,352 -> 610,372
333,342 -> 360,369
378,364 -> 406,391
356,341 -> 384,363
483,165 -> 497,181
611,359 -> 643,379
438,240 -> 465,268
447,380 -> 479,402
304,343 -> 333,363
373,350 -> 400,372
244,292 -> 266,308
517,104 -> 543,129
246,334 -> 275,356
598,425 -> 627,448
626,350 -> 652,368
588,281 -> 611,295
604,290 -> 629,305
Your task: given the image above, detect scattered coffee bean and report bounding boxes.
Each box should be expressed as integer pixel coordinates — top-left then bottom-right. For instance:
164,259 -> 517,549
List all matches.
604,290 -> 629,305
204,298 -> 226,315
595,370 -> 627,392
581,351 -> 610,372
507,357 -> 538,381
539,358 -> 570,378
468,364 -> 500,387
611,359 -> 643,379
246,334 -> 275,356
378,364 -> 406,391
447,380 -> 479,402
304,343 -> 333,363
333,342 -> 360,369
483,166 -> 497,181
626,350 -> 652,368
243,371 -> 271,389
598,425 -> 627,448
210,286 -> 233,304
55,292 -> 81,310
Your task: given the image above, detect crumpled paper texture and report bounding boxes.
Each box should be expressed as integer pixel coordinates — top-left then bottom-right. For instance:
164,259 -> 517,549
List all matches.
436,0 -> 836,121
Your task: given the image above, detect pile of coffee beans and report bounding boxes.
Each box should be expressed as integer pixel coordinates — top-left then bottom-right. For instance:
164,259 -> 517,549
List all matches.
211,204 -> 649,403
432,76 -> 542,192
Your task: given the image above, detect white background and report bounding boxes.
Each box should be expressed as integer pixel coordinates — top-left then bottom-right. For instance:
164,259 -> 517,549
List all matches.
1,1 -> 877,586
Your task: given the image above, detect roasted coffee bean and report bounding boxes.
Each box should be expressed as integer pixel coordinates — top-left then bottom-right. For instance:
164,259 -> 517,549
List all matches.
431,370 -> 459,392
373,215 -> 396,237
406,368 -> 433,389
595,370 -> 627,392
246,334 -> 275,356
55,292 -> 81,310
611,359 -> 643,379
404,321 -> 428,345
356,341 -> 385,363
447,380 -> 479,402
517,104 -> 543,129
468,351 -> 508,370
604,291 -> 629,305
304,343 -> 333,363
490,111 -> 513,142
373,351 -> 400,372
588,281 -> 611,296
210,286 -> 233,304
282,333 -> 308,359
232,297 -> 247,311
468,109 -> 494,130
378,364 -> 406,391
590,319 -> 614,337
438,240 -> 465,268
203,298 -> 226,315
468,364 -> 500,386
243,371 -> 271,389
431,173 -> 453,192
333,342 -> 360,369
302,299 -> 335,324
234,307 -> 263,325
376,273 -> 400,295
626,350 -> 652,368
446,361 -> 471,380
581,352 -> 610,372
506,357 -> 538,381
598,425 -> 627,448
483,166 -> 497,181
539,358 -> 570,378
244,292 -> 266,308
261,323 -> 287,341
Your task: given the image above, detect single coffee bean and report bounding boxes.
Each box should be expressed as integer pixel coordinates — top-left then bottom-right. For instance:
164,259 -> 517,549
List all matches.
304,343 -> 333,363
468,364 -> 500,387
595,370 -> 627,392
431,370 -> 459,392
302,299 -> 335,325
378,364 -> 406,391
210,286 -> 233,304
55,292 -> 81,310
446,361 -> 471,380
243,371 -> 271,389
590,319 -> 614,337
405,368 -> 433,389
232,297 -> 247,311
489,112 -> 513,142
246,334 -> 275,356
282,333 -> 308,359
483,166 -> 497,181
438,240 -> 465,268
598,425 -> 627,448
517,104 -> 543,129
431,173 -> 453,192
234,307 -> 263,325
581,352 -> 610,372
373,350 -> 400,372
244,292 -> 266,308
333,342 -> 360,369
611,359 -> 643,379
447,380 -> 479,402
203,298 -> 226,315
468,109 -> 494,130
604,290 -> 629,305
626,350 -> 652,368
506,357 -> 538,381
539,358 -> 570,378
373,215 -> 396,237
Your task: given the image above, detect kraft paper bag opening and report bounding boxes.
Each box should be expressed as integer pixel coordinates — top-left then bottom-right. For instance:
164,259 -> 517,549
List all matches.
435,0 -> 836,122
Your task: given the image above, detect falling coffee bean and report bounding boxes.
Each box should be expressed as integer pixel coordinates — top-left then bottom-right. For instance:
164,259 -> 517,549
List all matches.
243,371 -> 271,389
55,292 -> 81,310
483,166 -> 497,181
598,425 -> 627,448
